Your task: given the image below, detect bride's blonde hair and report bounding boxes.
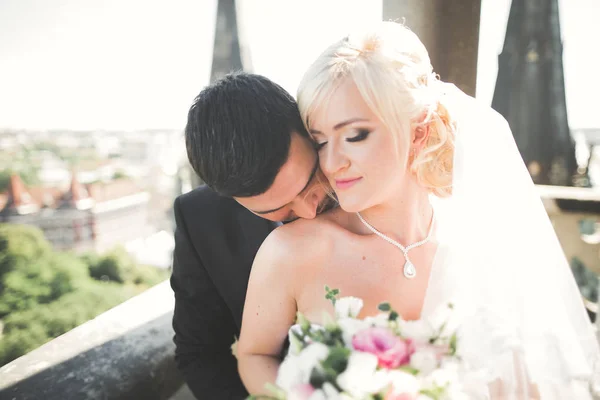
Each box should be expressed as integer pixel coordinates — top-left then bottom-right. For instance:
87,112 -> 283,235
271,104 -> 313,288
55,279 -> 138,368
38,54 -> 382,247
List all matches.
297,21 -> 455,197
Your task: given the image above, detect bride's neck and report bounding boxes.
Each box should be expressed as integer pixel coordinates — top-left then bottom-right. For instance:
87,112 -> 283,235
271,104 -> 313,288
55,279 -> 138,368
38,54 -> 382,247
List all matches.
355,184 -> 433,245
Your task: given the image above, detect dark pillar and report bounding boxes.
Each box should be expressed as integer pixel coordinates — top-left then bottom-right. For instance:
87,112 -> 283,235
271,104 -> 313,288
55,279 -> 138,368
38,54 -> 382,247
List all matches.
190,0 -> 249,189
210,0 -> 245,82
383,0 -> 482,97
492,0 -> 576,186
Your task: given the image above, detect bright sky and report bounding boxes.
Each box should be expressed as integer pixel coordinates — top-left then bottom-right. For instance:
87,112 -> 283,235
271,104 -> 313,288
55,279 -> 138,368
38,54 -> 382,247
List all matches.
0,0 -> 597,131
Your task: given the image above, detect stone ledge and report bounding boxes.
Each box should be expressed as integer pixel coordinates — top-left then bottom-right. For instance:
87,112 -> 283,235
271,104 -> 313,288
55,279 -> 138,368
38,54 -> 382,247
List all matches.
0,280 -> 183,400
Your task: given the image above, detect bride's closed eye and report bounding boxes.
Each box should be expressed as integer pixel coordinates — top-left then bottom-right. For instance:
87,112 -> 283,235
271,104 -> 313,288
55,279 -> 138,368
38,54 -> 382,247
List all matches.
313,129 -> 371,151
346,129 -> 371,143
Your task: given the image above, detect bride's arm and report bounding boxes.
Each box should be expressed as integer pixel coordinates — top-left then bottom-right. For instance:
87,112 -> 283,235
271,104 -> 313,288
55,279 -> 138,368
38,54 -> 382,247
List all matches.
237,230 -> 299,396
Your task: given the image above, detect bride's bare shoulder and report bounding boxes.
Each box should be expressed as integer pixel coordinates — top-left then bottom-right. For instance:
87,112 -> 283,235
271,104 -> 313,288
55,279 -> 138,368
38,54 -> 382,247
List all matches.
253,207 -> 350,272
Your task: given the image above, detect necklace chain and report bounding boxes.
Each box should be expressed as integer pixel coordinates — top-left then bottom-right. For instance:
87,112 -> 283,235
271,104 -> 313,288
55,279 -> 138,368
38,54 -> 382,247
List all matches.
356,209 -> 435,279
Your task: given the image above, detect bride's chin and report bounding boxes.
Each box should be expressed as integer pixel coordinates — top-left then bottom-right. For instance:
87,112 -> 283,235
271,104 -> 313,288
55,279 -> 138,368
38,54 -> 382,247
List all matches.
336,198 -> 366,214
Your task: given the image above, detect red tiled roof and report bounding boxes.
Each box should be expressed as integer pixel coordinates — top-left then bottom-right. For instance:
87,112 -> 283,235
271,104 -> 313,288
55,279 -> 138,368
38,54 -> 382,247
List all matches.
1,175 -> 144,212
86,180 -> 143,203
60,172 -> 91,206
3,175 -> 36,210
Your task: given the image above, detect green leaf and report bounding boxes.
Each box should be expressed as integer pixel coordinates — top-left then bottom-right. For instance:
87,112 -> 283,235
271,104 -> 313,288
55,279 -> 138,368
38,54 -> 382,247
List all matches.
419,386 -> 446,400
324,285 -> 340,306
296,312 -> 311,333
449,333 -> 458,356
309,367 -> 328,389
398,365 -> 420,375
389,310 -> 399,321
378,302 -> 391,312
321,346 -> 350,374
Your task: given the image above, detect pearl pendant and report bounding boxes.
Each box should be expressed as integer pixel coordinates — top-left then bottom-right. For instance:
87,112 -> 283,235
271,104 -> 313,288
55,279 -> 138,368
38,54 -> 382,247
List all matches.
403,260 -> 416,279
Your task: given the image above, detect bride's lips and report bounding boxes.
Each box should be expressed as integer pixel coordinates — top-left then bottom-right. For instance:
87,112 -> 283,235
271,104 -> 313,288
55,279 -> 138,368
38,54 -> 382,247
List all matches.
335,177 -> 362,190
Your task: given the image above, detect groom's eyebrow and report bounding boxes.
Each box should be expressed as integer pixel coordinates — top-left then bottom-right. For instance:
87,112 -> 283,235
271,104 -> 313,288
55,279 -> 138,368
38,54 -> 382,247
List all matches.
252,159 -> 319,215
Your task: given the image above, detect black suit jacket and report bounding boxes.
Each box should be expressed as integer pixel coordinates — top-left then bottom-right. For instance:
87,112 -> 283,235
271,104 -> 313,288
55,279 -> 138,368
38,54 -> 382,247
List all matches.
170,185 -> 276,399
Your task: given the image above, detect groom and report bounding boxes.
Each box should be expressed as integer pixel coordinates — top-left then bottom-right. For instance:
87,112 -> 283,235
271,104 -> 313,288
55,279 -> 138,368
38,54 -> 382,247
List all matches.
171,72 -> 332,399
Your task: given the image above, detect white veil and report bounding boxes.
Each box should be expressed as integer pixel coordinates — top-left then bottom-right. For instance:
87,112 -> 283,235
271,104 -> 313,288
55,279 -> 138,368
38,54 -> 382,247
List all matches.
423,83 -> 600,399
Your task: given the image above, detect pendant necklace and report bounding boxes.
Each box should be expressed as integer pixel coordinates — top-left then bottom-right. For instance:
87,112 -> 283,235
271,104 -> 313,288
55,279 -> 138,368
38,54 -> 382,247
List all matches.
356,209 -> 435,279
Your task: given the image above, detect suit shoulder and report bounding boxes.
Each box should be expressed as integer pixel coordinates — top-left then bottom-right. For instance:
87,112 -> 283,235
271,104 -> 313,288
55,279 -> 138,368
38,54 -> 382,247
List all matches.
174,185 -> 237,216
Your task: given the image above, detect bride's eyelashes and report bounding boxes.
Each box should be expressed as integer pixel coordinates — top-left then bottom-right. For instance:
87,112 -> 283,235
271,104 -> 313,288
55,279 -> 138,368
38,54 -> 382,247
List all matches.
346,129 -> 371,143
313,129 -> 371,151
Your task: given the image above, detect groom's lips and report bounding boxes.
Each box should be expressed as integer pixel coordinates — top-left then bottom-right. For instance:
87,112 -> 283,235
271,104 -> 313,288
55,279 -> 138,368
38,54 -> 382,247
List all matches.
335,177 -> 362,190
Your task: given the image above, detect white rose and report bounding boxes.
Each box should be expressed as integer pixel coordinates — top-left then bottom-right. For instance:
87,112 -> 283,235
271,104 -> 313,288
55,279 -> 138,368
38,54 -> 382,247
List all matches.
304,383 -> 344,400
276,343 -> 329,392
337,318 -> 369,347
298,343 -> 329,379
307,389 -> 326,400
398,319 -> 434,343
276,355 -> 303,392
288,326 -> 304,356
336,351 -> 379,398
385,370 -> 420,397
364,313 -> 390,328
410,348 -> 438,375
321,382 -> 342,399
335,296 -> 364,318
422,361 -> 460,390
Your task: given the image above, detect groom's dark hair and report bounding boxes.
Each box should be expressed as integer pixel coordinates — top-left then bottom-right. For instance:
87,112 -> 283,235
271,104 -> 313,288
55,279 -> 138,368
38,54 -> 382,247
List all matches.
185,72 -> 309,197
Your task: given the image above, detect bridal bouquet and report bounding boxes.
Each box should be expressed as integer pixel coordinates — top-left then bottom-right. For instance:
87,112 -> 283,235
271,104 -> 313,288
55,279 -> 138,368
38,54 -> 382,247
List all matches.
252,287 -> 478,400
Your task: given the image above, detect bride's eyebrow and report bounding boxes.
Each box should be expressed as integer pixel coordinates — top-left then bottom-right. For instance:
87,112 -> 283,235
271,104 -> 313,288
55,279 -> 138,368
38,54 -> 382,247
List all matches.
310,118 -> 370,135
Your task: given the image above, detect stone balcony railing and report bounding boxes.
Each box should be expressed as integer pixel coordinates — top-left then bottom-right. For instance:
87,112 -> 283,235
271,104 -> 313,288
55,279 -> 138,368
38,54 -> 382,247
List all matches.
2,185 -> 600,400
0,280 -> 189,400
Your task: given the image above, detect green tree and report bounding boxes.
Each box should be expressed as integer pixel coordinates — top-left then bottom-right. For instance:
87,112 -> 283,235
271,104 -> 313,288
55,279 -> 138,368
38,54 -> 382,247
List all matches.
0,224 -> 168,367
0,224 -> 52,277
0,227 -> 89,317
87,246 -> 135,283
0,281 -> 139,366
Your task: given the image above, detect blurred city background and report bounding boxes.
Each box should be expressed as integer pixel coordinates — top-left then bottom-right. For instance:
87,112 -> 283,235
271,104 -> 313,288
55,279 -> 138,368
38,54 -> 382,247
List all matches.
0,0 -> 599,398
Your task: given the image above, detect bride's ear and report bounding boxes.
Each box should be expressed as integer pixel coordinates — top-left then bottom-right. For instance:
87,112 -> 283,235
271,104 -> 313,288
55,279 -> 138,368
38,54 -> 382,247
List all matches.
411,121 -> 430,147
411,110 -> 431,147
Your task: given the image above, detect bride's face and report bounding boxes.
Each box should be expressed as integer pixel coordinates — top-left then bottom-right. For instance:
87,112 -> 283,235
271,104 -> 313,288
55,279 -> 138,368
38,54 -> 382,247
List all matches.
309,79 -> 410,212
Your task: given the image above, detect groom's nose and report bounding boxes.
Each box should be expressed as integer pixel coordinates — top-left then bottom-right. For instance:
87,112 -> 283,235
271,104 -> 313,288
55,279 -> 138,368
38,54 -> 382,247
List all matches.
292,189 -> 320,220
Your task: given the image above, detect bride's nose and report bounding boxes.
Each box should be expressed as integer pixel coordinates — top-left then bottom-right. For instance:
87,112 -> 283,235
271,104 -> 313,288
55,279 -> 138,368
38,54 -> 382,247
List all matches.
321,144 -> 349,177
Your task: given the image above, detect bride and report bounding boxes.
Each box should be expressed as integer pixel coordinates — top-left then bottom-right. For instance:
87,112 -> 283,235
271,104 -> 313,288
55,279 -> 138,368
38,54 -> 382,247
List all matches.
236,21 -> 599,399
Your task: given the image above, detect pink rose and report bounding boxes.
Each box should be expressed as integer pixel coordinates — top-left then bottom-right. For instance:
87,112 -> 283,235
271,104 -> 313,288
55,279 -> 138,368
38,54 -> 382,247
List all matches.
289,383 -> 315,400
352,327 -> 415,369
